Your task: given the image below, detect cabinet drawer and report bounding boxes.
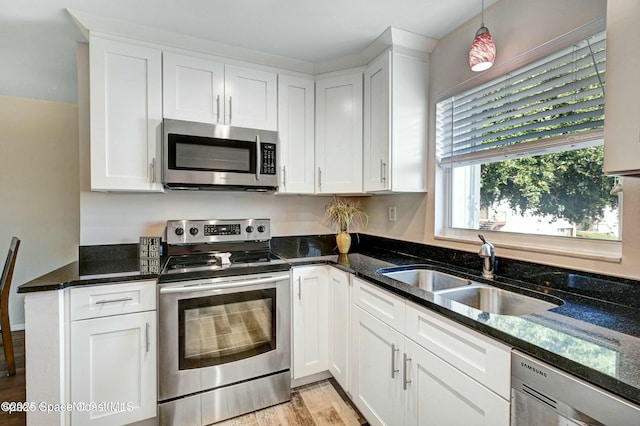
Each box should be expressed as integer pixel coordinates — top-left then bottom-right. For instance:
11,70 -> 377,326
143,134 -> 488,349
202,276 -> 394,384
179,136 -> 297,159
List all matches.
71,280 -> 157,320
352,277 -> 405,332
405,301 -> 510,399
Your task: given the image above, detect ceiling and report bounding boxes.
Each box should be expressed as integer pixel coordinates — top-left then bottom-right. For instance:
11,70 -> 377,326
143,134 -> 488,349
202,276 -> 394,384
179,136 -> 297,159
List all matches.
1,0 -> 497,104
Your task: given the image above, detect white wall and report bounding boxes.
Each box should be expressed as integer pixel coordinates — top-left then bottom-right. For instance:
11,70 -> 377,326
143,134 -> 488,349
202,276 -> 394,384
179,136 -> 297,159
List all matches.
0,96 -> 80,328
80,191 -> 337,244
366,0 -> 640,281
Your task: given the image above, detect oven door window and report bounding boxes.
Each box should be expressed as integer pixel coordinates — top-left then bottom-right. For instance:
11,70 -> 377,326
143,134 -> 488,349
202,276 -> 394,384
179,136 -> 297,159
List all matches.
178,288 -> 276,370
168,134 -> 256,174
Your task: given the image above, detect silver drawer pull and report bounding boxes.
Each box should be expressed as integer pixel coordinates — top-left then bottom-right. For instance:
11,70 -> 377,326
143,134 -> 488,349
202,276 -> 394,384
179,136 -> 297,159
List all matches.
403,353 -> 412,390
95,297 -> 133,305
391,344 -> 400,378
145,322 -> 150,353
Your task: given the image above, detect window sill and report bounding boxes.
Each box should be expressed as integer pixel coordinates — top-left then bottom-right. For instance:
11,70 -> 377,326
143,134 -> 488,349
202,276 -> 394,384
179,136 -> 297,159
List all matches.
435,228 -> 622,264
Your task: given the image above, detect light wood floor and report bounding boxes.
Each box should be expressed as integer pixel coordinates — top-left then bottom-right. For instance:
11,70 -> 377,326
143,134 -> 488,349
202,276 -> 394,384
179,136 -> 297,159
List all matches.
0,330 -> 366,426
217,378 -> 368,426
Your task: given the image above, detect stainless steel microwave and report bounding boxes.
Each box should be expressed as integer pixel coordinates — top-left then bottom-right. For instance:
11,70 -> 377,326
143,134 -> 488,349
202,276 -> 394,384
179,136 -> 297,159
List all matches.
162,119 -> 278,191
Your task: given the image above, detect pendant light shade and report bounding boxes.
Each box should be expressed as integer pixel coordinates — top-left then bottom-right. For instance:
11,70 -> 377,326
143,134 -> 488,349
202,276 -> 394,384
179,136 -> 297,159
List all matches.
469,0 -> 496,72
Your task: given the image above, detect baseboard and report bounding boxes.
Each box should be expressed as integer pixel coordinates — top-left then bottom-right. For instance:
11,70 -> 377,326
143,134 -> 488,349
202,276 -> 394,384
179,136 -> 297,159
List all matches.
291,370 -> 333,388
0,323 -> 25,332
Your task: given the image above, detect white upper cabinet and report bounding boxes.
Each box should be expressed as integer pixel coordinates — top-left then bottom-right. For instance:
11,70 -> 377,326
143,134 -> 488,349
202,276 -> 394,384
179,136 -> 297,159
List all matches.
277,75 -> 316,193
90,36 -> 163,192
163,51 -> 277,131
162,52 -> 225,124
225,64 -> 278,130
363,48 -> 428,192
604,0 -> 640,176
315,72 -> 364,194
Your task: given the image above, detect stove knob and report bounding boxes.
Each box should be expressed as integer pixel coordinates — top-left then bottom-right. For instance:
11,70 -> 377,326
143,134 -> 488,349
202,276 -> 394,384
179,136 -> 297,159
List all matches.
246,226 -> 255,233
175,227 -> 184,236
257,225 -> 266,233
189,227 -> 199,236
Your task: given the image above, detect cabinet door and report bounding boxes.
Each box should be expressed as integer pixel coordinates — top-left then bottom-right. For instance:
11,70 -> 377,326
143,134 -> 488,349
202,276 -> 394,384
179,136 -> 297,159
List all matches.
90,36 -> 163,192
163,51 -> 225,124
277,75 -> 315,193
404,339 -> 509,426
315,73 -> 363,194
405,301 -> 510,399
351,305 -> 404,426
224,64 -> 277,130
364,49 -> 428,193
328,267 -> 351,391
292,266 -> 329,379
71,311 -> 157,426
352,277 -> 405,332
364,51 -> 391,192
604,0 -> 640,175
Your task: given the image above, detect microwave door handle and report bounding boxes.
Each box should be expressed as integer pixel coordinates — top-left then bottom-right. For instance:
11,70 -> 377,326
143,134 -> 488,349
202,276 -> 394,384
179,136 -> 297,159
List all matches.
256,135 -> 261,181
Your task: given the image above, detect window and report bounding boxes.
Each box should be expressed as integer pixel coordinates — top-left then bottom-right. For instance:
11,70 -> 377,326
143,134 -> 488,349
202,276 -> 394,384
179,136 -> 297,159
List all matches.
436,31 -> 619,244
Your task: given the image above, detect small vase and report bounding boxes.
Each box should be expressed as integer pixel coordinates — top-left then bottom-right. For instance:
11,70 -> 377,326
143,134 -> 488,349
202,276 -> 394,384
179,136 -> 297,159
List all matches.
336,231 -> 352,254
337,253 -> 351,267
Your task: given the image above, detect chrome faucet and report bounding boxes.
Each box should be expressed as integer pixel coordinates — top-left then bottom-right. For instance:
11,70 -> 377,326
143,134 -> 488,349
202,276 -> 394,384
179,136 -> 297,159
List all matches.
478,234 -> 495,279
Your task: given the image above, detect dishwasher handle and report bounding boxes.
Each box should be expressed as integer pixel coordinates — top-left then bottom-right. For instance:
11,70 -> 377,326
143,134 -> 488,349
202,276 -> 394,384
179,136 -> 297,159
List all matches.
159,274 -> 290,294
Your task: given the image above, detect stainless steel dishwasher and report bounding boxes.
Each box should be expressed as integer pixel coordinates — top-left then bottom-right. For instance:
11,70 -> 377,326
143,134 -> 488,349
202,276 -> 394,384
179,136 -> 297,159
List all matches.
512,351 -> 640,425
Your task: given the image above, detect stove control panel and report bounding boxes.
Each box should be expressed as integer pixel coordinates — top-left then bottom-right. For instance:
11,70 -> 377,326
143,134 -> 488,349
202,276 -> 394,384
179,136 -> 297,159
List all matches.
166,219 -> 271,245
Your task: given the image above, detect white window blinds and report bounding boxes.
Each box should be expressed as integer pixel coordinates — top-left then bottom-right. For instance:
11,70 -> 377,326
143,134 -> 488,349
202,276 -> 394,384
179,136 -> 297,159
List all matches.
436,31 -> 606,167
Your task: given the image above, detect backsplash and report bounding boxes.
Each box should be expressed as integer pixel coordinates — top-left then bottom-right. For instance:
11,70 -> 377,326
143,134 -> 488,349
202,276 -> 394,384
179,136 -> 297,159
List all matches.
355,234 -> 640,310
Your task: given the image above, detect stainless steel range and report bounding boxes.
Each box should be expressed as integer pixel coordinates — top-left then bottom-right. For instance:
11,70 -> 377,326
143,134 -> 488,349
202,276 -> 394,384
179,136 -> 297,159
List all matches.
157,219 -> 291,426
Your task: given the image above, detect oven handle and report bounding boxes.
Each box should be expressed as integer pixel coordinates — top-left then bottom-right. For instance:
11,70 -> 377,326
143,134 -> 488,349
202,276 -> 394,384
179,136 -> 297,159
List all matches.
159,273 -> 290,294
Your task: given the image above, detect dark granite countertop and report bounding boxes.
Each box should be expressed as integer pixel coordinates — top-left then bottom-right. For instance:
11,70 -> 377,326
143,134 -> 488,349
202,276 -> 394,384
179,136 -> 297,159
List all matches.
17,244 -> 159,293
17,235 -> 640,407
271,240 -> 640,407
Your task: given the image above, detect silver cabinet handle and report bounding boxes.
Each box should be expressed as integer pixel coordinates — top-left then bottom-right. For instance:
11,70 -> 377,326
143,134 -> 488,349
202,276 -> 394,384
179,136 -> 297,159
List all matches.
282,166 -> 287,188
403,353 -> 412,390
228,96 -> 233,123
145,322 -> 150,353
318,168 -> 322,191
381,160 -> 387,183
151,158 -> 156,183
95,297 -> 133,305
391,344 -> 400,378
256,135 -> 261,181
216,95 -> 220,123
298,276 -> 302,300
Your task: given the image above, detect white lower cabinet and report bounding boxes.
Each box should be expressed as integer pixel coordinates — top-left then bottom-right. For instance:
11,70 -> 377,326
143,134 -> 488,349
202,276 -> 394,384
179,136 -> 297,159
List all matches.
70,281 -> 157,426
404,338 -> 509,426
292,266 -> 329,379
351,305 -> 405,426
328,267 -> 351,391
350,278 -> 510,426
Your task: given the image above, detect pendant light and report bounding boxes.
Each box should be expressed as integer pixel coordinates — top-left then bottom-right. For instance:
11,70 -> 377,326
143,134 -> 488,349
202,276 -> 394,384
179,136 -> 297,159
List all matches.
469,0 -> 496,72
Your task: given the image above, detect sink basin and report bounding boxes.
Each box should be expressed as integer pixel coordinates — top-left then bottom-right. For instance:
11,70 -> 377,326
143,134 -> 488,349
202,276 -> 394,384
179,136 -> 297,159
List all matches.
380,267 -> 471,291
435,285 -> 562,316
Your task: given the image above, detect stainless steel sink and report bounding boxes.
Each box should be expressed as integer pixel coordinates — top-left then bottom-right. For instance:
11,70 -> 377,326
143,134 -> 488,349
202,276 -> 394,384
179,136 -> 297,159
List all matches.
380,267 -> 471,291
435,284 -> 563,316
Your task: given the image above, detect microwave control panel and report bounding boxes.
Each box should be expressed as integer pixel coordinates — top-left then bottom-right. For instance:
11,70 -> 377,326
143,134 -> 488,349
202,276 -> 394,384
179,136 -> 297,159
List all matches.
261,143 -> 277,175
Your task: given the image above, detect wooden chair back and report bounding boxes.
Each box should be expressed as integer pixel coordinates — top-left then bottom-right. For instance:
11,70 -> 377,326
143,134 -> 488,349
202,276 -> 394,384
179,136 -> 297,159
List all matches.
1,237 -> 20,376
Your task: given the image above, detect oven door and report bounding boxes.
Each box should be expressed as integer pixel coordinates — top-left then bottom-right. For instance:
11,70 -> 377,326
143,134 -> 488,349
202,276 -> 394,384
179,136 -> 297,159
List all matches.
158,272 -> 291,401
